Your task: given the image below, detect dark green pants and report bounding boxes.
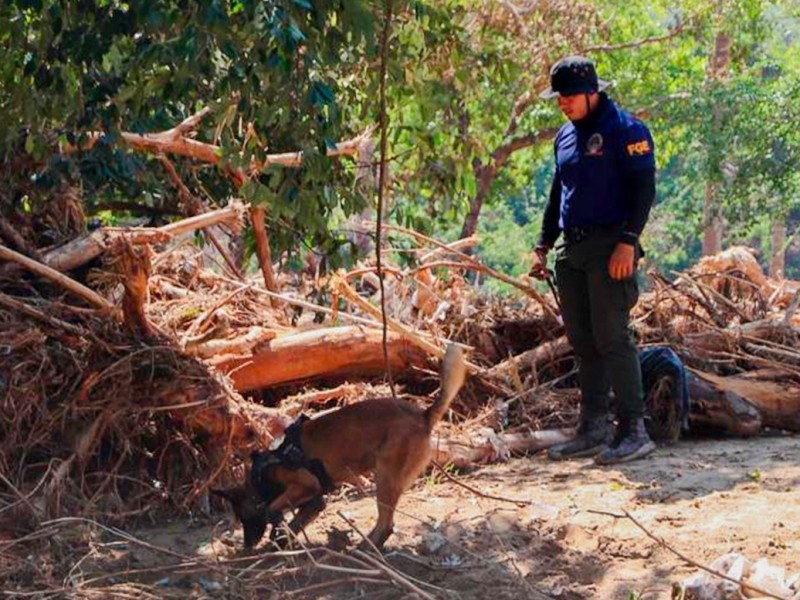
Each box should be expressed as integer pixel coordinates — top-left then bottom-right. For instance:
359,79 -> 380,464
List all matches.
554,231 -> 644,421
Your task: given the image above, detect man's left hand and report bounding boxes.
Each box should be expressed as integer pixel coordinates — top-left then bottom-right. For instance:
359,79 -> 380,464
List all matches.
608,243 -> 636,280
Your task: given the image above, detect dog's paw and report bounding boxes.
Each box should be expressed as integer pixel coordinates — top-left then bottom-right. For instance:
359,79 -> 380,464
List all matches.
355,539 -> 385,555
326,527 -> 352,551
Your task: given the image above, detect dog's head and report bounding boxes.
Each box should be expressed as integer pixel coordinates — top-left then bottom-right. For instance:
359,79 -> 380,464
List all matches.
212,450 -> 286,548
212,484 -> 273,548
214,449 -> 324,548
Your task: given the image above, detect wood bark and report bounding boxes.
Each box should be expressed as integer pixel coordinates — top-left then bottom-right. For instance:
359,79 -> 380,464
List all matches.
211,326 -> 433,392
184,326 -> 278,359
63,108 -> 367,169
489,336 -> 572,382
687,372 -> 762,436
158,154 -> 244,281
115,239 -> 155,338
702,182 -> 725,256
459,128 -> 558,241
61,109 -> 371,291
689,370 -> 800,432
249,206 -> 279,306
366,221 -> 558,319
431,428 -> 572,469
0,243 -> 115,311
0,217 -> 40,258
40,204 -> 244,273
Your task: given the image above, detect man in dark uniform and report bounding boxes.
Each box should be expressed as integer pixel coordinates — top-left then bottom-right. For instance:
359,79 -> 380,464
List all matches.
530,56 -> 657,464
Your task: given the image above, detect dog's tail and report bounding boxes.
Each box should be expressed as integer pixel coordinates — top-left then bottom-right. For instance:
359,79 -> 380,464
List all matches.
425,344 -> 467,430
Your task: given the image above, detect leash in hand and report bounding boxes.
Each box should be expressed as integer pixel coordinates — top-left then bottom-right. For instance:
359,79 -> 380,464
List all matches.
544,269 -> 562,313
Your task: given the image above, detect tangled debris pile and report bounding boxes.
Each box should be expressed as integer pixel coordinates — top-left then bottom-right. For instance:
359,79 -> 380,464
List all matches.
3,217 -> 800,518
2,208 -> 800,594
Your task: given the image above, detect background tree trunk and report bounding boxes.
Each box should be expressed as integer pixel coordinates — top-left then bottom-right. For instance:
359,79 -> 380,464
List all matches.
702,31 -> 731,256
460,162 -> 496,241
249,206 -> 279,307
769,216 -> 787,279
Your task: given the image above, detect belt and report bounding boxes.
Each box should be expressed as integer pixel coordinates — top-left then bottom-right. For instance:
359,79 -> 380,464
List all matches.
563,223 -> 622,244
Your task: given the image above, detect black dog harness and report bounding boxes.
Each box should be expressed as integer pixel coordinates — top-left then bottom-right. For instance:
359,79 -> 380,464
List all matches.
250,415 -> 334,495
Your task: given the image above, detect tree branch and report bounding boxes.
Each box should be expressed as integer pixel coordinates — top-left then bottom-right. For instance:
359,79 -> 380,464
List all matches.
493,126 -> 561,167
582,24 -> 686,53
0,243 -> 115,311
62,111 -> 372,172
158,155 -> 244,281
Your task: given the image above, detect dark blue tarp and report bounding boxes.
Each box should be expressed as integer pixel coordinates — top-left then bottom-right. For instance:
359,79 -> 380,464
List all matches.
639,346 -> 690,431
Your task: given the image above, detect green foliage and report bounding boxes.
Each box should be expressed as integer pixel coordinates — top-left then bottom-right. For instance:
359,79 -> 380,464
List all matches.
378,0 -> 601,234
0,0 -> 379,255
475,201 -> 540,296
1,0 -> 799,279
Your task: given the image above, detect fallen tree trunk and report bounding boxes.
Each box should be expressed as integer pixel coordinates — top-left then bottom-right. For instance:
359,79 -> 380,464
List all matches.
41,204 -> 246,273
689,370 -> 800,432
687,372 -> 763,436
431,428 -> 573,469
211,326 -> 433,392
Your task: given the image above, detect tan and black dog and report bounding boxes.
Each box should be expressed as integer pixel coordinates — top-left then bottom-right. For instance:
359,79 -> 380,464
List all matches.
214,344 -> 467,550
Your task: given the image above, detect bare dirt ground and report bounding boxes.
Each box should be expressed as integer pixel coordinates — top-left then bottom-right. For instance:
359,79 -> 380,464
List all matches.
72,433 -> 800,600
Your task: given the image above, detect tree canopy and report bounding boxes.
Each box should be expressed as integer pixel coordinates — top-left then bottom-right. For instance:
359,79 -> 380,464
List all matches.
1,0 -> 798,279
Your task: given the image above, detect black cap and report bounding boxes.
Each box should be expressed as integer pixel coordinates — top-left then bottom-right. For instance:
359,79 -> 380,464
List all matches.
540,55 -> 610,99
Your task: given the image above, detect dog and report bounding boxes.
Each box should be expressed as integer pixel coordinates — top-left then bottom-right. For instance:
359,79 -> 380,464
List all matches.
213,344 -> 467,550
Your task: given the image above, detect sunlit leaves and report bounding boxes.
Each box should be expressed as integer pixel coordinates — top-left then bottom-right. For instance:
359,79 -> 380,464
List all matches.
0,0 -> 379,262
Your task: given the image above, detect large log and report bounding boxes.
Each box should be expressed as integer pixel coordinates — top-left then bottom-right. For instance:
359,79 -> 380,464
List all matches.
686,372 -> 763,436
689,370 -> 800,432
211,326 -> 433,392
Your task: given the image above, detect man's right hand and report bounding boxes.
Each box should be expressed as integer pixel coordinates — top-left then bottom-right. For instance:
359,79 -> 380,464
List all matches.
528,246 -> 550,280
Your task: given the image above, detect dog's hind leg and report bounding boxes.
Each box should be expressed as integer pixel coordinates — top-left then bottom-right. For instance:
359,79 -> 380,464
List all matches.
368,446 -> 431,550
367,468 -> 401,550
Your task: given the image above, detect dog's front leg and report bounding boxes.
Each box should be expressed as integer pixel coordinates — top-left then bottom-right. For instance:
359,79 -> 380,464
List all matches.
265,482 -> 322,548
289,495 -> 326,534
270,496 -> 325,549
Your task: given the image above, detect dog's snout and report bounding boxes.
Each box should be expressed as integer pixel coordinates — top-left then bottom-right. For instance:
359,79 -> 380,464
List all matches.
242,516 -> 268,548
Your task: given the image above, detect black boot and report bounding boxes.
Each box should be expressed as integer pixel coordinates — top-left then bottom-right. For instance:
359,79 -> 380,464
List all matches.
594,418 -> 656,465
547,416 -> 611,460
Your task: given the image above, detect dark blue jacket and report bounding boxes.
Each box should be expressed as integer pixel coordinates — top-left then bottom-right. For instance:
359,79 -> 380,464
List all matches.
539,93 -> 656,248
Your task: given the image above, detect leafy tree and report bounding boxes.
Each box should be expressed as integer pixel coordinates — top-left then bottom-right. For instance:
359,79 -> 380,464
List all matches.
0,0 -> 378,261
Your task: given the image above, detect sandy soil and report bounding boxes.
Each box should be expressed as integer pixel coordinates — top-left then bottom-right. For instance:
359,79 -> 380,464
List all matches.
69,432 -> 800,600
